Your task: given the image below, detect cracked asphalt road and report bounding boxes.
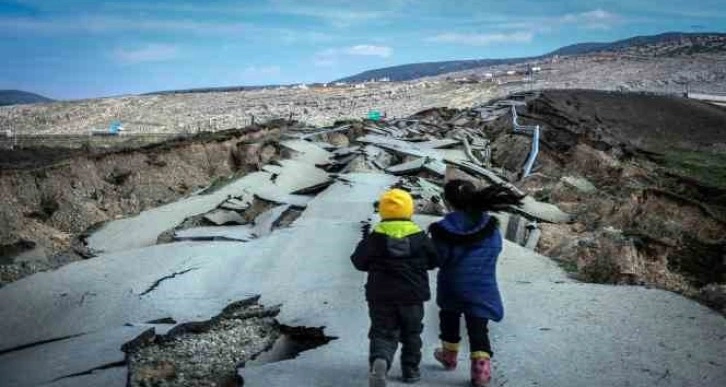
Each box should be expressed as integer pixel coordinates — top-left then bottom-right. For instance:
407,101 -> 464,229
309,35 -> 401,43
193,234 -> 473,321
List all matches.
0,168 -> 724,386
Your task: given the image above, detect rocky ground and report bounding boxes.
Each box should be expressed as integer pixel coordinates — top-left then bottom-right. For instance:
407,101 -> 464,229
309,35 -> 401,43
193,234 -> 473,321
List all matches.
128,300 -> 281,387
0,82 -> 446,135
437,43 -> 726,95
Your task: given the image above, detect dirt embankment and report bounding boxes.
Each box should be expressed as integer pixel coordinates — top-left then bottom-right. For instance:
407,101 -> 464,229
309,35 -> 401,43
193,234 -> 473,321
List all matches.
486,90 -> 726,311
0,121 -> 291,285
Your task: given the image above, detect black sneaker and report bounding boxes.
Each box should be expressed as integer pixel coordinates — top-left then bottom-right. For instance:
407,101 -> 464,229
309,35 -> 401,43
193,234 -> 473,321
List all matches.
402,367 -> 421,384
370,358 -> 388,387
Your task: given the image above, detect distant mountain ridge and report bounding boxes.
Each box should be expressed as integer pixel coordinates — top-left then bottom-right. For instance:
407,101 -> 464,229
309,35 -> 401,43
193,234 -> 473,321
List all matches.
0,90 -> 54,106
336,32 -> 726,83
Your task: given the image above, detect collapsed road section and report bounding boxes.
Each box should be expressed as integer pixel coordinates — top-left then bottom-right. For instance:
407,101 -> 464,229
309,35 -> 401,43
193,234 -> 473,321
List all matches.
0,89 -> 725,386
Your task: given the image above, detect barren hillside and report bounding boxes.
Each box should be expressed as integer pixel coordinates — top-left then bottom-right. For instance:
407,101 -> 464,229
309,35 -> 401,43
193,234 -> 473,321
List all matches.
1,48 -> 725,137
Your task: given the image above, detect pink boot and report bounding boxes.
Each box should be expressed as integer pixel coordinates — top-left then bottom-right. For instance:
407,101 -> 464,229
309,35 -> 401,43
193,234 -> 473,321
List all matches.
433,341 -> 459,370
470,352 -> 491,386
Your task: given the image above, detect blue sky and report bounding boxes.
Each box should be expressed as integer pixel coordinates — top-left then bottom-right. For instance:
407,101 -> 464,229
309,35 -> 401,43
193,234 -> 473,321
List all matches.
0,0 -> 724,100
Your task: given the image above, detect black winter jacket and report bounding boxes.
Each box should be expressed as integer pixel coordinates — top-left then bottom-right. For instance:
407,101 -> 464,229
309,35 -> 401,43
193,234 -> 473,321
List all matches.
351,220 -> 439,304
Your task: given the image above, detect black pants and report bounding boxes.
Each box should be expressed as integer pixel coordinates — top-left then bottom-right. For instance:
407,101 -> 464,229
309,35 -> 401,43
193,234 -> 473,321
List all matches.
368,303 -> 424,370
439,309 -> 492,355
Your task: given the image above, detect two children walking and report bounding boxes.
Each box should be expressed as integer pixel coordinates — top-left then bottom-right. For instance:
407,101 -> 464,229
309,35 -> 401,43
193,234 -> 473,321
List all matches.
351,180 -> 522,386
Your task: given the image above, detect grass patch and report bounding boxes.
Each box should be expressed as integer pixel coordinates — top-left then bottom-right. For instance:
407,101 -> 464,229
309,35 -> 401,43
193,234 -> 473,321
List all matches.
553,258 -> 578,274
655,150 -> 726,190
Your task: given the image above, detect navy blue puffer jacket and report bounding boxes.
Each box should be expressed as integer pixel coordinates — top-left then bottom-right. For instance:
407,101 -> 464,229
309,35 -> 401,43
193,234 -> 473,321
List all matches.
429,211 -> 504,321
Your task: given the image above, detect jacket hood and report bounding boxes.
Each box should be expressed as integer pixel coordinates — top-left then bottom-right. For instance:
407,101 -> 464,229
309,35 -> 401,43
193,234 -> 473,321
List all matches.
429,211 -> 498,244
374,220 -> 422,239
438,211 -> 490,235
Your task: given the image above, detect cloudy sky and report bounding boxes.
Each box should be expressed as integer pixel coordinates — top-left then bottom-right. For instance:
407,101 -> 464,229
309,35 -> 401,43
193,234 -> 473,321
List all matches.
1,0 -> 724,99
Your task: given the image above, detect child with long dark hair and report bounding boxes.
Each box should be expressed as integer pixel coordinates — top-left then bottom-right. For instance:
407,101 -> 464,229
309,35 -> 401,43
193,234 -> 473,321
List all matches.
428,179 -> 523,386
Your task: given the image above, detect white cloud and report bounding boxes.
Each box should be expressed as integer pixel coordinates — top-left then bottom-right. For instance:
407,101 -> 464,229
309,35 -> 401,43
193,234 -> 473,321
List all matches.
242,65 -> 282,77
427,32 -> 533,46
313,44 -> 394,67
425,8 -> 624,46
345,45 -> 393,58
560,9 -> 623,30
0,16 -> 250,34
267,0 -> 391,27
113,44 -> 179,64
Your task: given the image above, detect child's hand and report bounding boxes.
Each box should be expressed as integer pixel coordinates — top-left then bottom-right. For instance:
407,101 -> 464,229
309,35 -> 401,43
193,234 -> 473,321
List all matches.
360,220 -> 371,237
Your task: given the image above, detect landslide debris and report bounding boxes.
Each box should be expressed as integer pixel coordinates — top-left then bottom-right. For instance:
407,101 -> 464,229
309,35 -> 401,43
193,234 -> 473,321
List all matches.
489,90 -> 726,311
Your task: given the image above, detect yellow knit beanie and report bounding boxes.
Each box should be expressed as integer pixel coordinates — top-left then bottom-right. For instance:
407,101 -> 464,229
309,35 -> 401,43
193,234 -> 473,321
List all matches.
378,189 -> 414,220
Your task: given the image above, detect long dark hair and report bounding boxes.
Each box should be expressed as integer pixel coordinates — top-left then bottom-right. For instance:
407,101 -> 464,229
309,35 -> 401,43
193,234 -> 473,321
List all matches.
444,179 -> 523,213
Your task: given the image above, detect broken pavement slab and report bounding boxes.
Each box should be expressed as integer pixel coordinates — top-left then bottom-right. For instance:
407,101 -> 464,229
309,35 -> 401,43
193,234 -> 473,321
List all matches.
0,325 -> 150,387
251,204 -> 291,237
518,196 -> 573,224
254,190 -> 313,208
86,171 -> 275,253
561,175 -> 597,193
174,225 -> 255,242
43,367 -> 128,387
446,161 -> 525,196
332,146 -> 360,157
203,209 -> 247,226
219,196 -> 253,211
415,138 -> 460,149
279,139 -> 333,165
423,159 -> 447,176
385,158 -> 427,175
272,159 -> 332,193
87,147 -> 332,253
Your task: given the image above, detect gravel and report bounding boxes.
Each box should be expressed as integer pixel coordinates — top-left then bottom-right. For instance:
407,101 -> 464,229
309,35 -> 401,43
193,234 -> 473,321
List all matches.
128,304 -> 280,387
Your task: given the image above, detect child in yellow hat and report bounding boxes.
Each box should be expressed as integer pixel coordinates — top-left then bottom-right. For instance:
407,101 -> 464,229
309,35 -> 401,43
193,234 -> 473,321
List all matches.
351,188 -> 439,386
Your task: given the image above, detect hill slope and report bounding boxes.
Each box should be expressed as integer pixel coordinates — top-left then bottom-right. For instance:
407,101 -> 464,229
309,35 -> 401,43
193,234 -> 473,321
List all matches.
337,32 -> 726,83
0,90 -> 53,106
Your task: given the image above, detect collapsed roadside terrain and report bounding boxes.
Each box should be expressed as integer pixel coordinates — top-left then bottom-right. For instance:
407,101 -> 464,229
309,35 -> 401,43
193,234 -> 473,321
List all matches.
488,90 -> 726,311
1,89 -> 724,312
0,89 -> 725,387
0,121 -> 289,284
